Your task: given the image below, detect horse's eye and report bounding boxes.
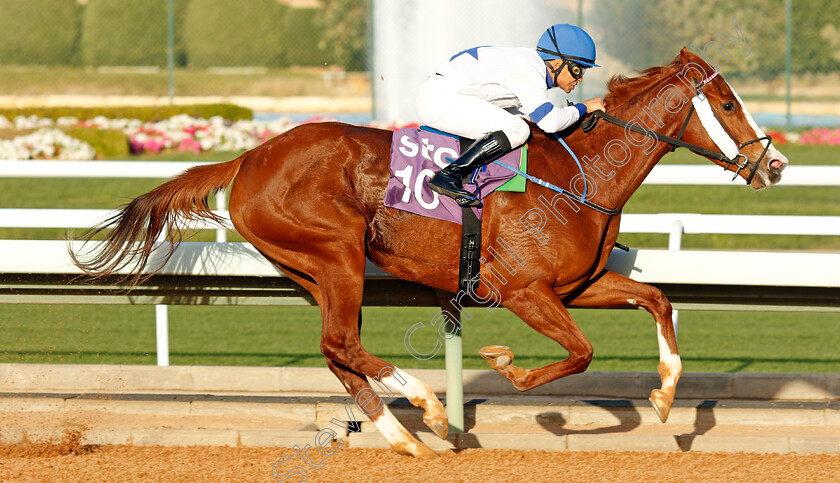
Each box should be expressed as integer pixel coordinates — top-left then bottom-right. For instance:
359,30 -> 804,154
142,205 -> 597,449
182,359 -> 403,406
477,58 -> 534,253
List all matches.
722,102 -> 736,112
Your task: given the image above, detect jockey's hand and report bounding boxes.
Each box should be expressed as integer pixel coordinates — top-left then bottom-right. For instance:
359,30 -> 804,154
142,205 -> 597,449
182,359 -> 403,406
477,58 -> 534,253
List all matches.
583,97 -> 605,113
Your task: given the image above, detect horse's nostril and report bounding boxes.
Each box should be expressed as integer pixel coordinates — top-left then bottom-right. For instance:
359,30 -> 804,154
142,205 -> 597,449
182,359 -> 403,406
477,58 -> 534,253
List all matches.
769,159 -> 785,170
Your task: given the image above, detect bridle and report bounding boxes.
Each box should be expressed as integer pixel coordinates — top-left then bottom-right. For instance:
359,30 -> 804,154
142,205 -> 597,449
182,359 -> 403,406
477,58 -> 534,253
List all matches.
581,71 -> 772,185
514,70 -> 772,218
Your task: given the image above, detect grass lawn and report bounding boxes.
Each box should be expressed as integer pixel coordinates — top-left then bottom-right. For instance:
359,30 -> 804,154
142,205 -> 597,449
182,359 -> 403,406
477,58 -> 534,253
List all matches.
0,66 -> 370,98
2,304 -> 839,373
1,144 -> 838,372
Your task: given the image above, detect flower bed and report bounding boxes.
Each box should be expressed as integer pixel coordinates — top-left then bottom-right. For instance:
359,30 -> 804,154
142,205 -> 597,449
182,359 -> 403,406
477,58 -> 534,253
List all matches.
0,115 -> 97,160
1,113 -> 839,160
0,114 -> 298,160
797,127 -> 840,146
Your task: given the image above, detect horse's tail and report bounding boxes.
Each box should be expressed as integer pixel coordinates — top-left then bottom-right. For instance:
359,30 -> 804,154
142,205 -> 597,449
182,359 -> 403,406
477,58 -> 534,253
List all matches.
69,157 -> 245,286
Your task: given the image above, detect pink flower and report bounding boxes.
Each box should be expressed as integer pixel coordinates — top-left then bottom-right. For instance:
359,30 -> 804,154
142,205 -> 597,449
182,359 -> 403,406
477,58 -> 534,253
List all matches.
797,127 -> 840,146
178,138 -> 202,153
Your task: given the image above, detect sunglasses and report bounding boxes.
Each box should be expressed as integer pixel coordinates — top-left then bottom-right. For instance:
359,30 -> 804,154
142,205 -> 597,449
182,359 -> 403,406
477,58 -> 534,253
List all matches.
562,59 -> 586,80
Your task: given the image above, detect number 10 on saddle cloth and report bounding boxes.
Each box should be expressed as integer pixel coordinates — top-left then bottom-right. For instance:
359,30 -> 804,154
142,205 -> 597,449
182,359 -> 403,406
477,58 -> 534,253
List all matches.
384,126 -> 527,224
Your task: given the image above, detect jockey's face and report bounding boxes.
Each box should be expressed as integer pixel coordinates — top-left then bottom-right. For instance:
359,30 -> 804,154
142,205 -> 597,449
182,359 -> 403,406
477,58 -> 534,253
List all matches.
548,58 -> 583,94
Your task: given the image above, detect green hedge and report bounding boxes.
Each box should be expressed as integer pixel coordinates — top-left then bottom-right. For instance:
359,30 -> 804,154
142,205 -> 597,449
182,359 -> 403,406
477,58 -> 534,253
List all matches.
183,0 -> 288,68
0,0 -> 82,65
0,0 -> 361,70
61,126 -> 130,159
0,0 -> 355,70
314,0 -> 369,71
284,8 -> 328,67
80,0 -> 187,67
594,0 -> 840,78
0,104 -> 253,123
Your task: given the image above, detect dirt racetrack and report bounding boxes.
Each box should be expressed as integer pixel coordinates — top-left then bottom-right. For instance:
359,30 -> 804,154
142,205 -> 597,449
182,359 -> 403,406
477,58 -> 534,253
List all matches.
1,434 -> 838,483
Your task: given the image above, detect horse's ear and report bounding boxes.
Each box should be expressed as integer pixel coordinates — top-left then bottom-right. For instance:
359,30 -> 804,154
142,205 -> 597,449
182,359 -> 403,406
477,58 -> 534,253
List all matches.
678,47 -> 694,65
678,47 -> 715,81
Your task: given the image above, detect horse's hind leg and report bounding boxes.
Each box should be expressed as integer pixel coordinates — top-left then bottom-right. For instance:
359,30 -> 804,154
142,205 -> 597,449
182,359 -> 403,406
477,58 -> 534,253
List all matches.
257,240 -> 447,455
233,187 -> 446,455
564,270 -> 682,422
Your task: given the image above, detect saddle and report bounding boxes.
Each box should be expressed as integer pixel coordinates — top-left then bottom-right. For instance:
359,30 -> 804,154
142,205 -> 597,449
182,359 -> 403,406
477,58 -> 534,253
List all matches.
385,127 -> 529,294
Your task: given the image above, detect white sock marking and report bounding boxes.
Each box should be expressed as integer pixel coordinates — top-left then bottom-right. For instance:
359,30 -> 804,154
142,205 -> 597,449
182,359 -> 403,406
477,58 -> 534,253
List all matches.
656,323 -> 682,389
372,405 -> 410,443
379,367 -> 436,409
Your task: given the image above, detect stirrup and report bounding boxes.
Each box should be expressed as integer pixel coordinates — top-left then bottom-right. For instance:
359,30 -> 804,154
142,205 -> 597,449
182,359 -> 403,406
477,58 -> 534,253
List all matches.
429,173 -> 480,206
429,183 -> 481,207
428,130 -> 511,207
455,194 -> 480,207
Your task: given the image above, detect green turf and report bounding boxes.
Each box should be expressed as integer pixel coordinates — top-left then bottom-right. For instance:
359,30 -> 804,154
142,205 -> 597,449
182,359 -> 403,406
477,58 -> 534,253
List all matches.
2,304 -> 839,373
0,66 -> 370,98
659,143 -> 840,166
1,145 -> 839,372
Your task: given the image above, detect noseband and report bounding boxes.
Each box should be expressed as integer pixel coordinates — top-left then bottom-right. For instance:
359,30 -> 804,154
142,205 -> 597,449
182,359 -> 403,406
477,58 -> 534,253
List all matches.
582,72 -> 771,185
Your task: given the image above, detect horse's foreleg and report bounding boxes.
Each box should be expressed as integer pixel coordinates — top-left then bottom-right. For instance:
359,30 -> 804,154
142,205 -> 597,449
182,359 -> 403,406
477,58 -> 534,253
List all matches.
565,270 -> 682,422
480,278 -> 594,391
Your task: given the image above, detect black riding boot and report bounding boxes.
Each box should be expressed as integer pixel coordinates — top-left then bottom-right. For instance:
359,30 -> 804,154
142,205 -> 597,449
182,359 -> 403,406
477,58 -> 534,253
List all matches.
428,130 -> 512,207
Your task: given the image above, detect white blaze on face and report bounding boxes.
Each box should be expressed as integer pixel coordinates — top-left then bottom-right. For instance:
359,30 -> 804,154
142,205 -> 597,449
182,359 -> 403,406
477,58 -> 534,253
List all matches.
727,83 -> 769,148
727,81 -> 789,168
691,92 -> 740,159
692,79 -> 788,184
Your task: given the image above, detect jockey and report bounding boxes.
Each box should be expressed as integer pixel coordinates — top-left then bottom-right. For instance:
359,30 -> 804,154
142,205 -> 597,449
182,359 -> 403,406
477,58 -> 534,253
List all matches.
417,24 -> 606,206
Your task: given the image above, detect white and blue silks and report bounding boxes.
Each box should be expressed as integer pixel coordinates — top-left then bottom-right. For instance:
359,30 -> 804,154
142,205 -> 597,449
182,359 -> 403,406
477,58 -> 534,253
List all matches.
416,46 -> 586,148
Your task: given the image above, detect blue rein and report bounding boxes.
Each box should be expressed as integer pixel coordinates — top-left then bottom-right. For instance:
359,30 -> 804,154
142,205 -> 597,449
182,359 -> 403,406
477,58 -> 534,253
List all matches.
492,134 -> 621,216
419,126 -> 621,216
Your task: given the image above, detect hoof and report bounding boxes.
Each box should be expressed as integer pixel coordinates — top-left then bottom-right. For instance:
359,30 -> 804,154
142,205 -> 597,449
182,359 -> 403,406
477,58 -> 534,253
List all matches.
423,414 -> 449,440
479,345 -> 513,369
416,446 -> 440,459
649,389 -> 673,423
392,440 -> 439,459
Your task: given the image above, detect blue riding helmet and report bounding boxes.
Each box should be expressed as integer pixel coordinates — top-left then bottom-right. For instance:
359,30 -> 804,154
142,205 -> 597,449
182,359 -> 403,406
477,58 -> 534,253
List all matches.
537,24 -> 599,67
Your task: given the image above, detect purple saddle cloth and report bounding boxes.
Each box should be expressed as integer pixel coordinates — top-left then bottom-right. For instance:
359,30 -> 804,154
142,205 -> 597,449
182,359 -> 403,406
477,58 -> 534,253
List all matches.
384,127 -> 522,224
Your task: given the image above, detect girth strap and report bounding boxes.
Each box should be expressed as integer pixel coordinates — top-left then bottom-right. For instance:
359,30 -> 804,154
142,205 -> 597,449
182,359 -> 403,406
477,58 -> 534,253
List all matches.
459,207 -> 481,294
458,136 -> 482,294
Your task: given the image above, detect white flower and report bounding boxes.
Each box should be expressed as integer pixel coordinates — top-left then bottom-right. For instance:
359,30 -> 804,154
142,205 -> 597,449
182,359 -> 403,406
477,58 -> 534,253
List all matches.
56,116 -> 79,127
1,113 -> 303,159
0,128 -> 96,160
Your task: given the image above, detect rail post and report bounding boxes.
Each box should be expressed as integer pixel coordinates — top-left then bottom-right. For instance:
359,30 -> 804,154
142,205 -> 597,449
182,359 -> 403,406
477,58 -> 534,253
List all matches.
668,219 -> 684,338
215,191 -> 227,242
445,320 -> 464,433
155,305 -> 170,366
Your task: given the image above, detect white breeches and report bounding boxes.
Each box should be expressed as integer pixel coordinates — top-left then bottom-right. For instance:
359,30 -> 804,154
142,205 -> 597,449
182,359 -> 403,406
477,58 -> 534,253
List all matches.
416,75 -> 531,147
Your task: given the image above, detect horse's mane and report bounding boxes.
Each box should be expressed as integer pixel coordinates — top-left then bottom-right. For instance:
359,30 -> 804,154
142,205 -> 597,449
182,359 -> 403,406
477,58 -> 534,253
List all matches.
604,56 -> 683,107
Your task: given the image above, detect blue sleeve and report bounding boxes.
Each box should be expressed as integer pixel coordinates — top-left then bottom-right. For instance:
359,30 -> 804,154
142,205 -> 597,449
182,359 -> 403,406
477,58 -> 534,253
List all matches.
574,103 -> 587,117
529,102 -> 555,124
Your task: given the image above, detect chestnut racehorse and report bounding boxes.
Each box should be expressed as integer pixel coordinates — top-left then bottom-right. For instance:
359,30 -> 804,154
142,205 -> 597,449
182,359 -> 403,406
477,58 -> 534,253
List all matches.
71,48 -> 788,457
